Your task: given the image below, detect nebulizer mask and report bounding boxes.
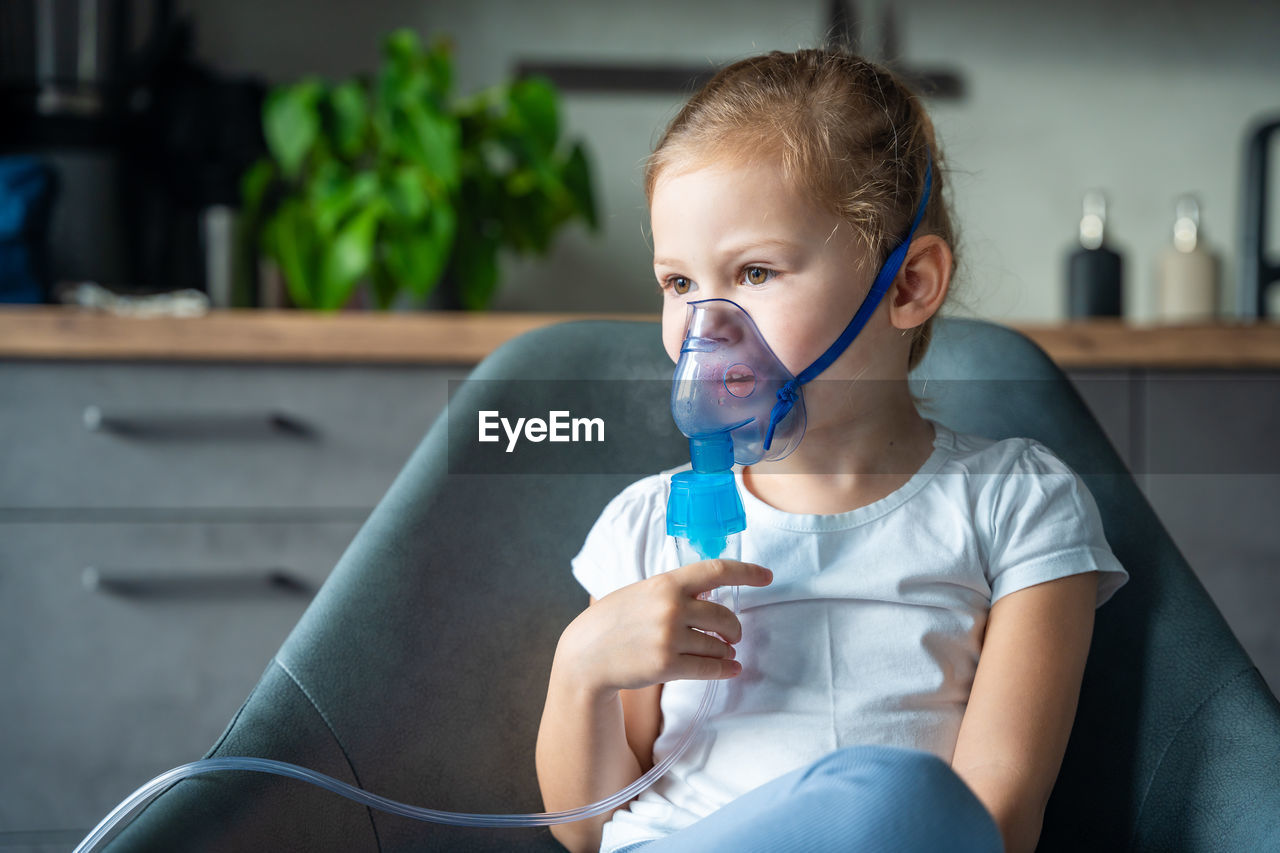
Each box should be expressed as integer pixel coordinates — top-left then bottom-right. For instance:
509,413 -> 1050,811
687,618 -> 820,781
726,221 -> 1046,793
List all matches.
74,161 -> 932,852
666,297 -> 805,559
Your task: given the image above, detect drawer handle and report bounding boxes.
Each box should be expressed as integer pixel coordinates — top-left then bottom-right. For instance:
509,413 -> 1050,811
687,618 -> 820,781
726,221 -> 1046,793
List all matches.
82,406 -> 316,439
82,566 -> 314,600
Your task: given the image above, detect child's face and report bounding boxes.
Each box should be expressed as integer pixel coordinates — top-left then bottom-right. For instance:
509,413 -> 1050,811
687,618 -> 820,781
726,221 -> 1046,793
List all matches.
650,159 -> 880,381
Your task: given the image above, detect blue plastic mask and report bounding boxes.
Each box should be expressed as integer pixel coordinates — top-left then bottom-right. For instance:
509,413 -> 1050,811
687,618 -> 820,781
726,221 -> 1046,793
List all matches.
670,298 -> 807,472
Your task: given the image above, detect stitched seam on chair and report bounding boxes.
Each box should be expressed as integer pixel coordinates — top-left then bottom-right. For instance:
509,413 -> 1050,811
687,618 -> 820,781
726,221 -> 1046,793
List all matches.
205,674 -> 262,758
109,675 -> 270,839
275,656 -> 384,852
1129,665 -> 1254,849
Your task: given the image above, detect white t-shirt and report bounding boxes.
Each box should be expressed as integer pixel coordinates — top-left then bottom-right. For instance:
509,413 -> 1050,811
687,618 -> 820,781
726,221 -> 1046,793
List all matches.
570,420 -> 1129,853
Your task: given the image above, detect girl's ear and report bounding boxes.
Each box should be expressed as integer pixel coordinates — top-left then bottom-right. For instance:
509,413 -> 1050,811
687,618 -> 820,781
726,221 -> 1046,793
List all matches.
888,234 -> 951,331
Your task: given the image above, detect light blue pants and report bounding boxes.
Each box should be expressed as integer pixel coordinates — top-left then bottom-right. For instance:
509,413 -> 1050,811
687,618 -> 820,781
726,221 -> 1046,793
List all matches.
612,744 -> 1004,853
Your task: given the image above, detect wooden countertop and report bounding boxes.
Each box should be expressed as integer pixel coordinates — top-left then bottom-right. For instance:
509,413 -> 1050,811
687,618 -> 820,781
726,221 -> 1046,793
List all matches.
0,306 -> 645,366
1,305 -> 1279,369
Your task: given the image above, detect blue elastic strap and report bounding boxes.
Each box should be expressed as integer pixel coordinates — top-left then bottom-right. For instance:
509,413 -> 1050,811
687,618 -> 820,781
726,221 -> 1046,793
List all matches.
763,158 -> 934,451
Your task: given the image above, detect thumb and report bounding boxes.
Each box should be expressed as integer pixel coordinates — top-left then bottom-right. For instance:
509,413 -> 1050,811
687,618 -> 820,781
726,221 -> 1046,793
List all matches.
677,558 -> 772,597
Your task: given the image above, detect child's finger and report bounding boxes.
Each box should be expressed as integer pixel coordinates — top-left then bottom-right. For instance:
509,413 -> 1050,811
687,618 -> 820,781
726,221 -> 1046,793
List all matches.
687,598 -> 743,644
677,558 -> 772,597
676,654 -> 742,681
678,627 -> 737,660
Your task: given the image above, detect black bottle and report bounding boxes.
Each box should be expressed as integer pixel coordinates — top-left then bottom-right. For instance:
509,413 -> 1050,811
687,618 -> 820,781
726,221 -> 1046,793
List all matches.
1066,190 -> 1124,318
1239,116 -> 1280,319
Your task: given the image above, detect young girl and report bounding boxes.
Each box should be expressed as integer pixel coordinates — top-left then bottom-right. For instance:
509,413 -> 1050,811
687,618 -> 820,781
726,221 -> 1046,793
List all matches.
536,49 -> 1128,853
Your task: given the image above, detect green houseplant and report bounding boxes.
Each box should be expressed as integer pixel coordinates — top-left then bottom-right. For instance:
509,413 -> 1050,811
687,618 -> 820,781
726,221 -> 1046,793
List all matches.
242,29 -> 597,311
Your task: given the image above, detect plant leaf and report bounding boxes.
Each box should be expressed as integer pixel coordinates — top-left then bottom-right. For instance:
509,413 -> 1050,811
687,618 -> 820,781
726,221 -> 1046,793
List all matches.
383,28 -> 422,72
453,232 -> 501,310
264,79 -> 324,181
329,80 -> 369,159
369,256 -> 399,310
384,199 -> 456,298
312,167 -> 380,236
386,165 -> 430,221
423,37 -> 454,99
269,200 -> 319,309
562,142 -> 598,230
318,202 -> 383,310
240,158 -> 276,224
395,102 -> 460,189
508,76 -> 559,156
506,167 -> 539,197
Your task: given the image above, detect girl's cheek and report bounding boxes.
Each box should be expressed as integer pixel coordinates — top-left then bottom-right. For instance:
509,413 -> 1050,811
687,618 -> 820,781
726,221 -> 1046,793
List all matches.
661,317 -> 684,363
755,319 -> 808,377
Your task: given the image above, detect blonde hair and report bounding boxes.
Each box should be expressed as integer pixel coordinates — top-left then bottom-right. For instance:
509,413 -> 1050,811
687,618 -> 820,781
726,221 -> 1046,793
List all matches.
645,49 -> 956,371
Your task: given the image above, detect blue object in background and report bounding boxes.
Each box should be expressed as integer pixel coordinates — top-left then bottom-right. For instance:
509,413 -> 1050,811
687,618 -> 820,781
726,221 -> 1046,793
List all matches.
0,157 -> 59,303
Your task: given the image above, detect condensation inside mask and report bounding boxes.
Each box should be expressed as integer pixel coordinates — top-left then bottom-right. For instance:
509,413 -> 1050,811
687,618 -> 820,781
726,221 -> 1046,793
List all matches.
671,298 -> 807,467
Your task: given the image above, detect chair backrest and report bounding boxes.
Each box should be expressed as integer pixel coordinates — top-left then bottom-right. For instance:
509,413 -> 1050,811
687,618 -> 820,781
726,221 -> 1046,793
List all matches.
905,321 -> 1280,850
107,318 -> 1280,852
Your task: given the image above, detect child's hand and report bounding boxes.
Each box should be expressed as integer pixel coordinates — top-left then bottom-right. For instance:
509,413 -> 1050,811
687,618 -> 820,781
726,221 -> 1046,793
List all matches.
558,559 -> 773,697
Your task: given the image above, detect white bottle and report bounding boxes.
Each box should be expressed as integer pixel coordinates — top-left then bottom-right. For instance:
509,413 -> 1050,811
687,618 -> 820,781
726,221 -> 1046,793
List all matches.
1154,196 -> 1219,324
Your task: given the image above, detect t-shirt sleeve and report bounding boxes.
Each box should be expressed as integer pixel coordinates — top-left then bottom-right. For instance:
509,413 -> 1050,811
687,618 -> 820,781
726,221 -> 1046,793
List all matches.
983,440 -> 1129,608
570,474 -> 672,602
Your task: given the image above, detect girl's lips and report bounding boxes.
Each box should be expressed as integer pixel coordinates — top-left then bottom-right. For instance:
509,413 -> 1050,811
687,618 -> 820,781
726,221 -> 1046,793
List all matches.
723,363 -> 757,397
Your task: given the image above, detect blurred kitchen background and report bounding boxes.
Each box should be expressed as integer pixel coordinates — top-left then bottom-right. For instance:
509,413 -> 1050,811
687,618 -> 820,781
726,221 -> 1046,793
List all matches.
2,0 -> 1278,319
2,2 -> 1279,850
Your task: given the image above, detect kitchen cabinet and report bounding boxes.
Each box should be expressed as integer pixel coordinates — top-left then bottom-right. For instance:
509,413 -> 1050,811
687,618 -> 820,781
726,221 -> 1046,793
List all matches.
1068,368 -> 1280,697
0,360 -> 468,850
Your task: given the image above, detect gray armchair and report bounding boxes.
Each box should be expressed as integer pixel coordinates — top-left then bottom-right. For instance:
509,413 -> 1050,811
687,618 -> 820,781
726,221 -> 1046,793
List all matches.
102,318 -> 1280,852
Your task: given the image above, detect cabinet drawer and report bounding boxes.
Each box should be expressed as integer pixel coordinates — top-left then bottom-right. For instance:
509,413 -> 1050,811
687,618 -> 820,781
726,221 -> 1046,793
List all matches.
0,519 -> 362,836
0,361 -> 467,510
1139,370 -> 1280,695
1065,369 -> 1134,468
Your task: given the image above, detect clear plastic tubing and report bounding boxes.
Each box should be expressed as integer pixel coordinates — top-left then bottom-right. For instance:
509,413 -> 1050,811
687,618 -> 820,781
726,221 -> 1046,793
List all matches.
73,677 -> 718,852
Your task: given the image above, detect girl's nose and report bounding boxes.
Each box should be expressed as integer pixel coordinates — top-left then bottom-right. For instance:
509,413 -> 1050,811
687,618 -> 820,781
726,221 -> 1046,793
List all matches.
689,300 -> 746,346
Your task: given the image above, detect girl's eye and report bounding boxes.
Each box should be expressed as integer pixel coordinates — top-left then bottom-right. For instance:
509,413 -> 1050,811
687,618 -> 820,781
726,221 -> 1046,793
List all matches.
669,277 -> 694,295
742,267 -> 775,286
